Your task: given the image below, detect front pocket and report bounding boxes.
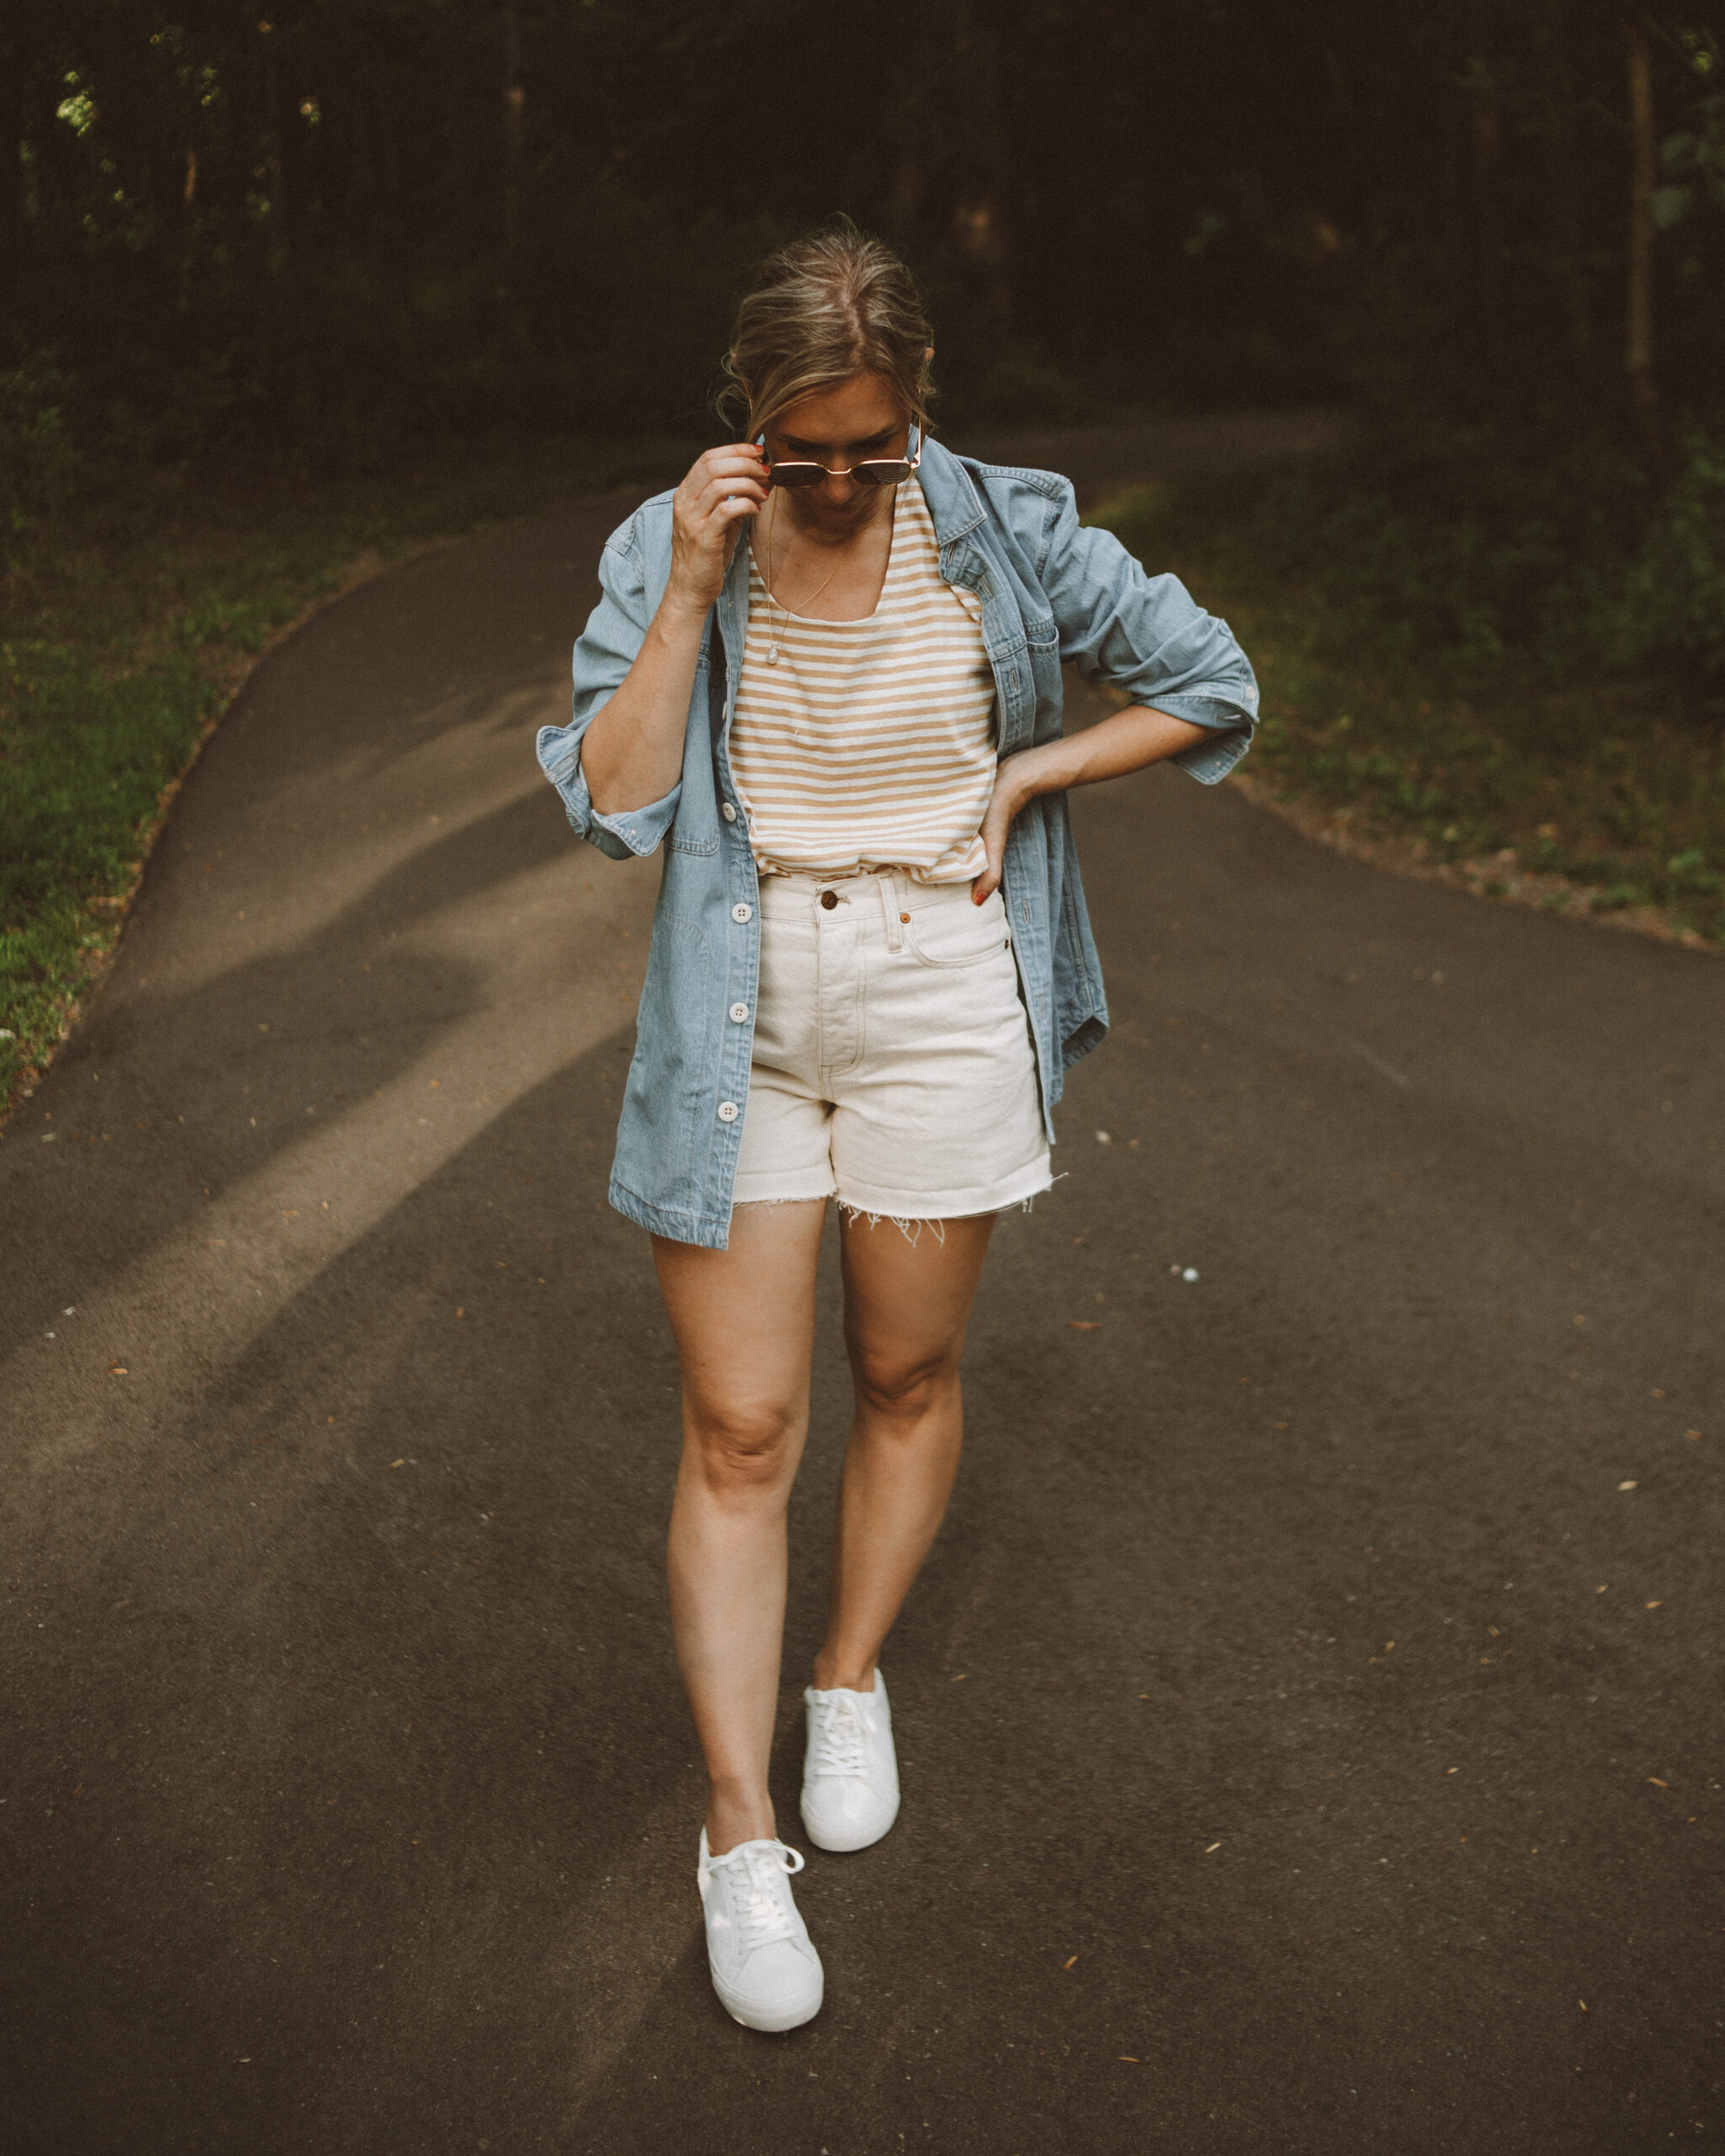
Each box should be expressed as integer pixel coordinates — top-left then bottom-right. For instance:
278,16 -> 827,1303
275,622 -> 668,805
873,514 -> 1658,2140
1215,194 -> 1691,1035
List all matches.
903,894 -> 1012,969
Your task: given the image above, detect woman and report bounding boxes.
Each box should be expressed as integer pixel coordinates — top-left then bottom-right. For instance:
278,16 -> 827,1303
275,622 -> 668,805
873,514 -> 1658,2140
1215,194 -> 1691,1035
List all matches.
537,221 -> 1257,2032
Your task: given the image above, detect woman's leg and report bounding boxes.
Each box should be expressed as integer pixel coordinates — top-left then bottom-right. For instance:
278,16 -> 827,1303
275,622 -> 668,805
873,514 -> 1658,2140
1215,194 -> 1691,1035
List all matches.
812,1211 -> 996,1693
654,1198 -> 828,1855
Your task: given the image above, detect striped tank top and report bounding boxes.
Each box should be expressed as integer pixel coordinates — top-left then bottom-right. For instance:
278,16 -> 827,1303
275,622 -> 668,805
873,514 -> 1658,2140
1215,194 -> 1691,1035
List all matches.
729,479 -> 997,883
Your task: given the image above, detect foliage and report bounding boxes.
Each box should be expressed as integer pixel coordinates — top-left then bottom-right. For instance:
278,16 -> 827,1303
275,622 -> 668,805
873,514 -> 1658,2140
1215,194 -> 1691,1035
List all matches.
0,358 -> 85,536
1096,482 -> 1725,945
0,437 -> 697,1109
1610,427 -> 1725,713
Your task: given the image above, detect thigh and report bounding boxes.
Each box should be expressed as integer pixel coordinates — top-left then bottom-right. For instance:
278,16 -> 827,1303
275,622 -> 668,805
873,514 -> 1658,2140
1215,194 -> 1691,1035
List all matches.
654,1198 -> 829,1424
839,1209 -> 996,1388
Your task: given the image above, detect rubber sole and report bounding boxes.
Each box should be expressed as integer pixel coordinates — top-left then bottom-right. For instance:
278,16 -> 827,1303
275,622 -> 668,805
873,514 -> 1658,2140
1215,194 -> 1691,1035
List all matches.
712,1967 -> 825,2032
799,1791 -> 900,1854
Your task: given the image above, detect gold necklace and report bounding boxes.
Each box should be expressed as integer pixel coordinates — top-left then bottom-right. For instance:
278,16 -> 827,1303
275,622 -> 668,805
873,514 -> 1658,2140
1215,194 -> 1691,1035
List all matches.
757,499 -> 845,664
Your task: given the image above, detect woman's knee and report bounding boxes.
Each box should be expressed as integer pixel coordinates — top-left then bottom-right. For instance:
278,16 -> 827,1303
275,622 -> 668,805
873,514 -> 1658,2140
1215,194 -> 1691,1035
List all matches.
684,1395 -> 804,1492
850,1339 -> 962,1422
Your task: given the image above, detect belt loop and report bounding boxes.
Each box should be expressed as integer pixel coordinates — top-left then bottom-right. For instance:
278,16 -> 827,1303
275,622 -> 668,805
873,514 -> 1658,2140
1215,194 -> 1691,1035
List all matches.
881,873 -> 904,953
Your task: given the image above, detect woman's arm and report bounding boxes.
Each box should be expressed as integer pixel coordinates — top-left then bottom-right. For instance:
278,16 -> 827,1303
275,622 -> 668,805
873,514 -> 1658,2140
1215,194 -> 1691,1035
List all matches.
580,442 -> 770,814
972,704 -> 1207,902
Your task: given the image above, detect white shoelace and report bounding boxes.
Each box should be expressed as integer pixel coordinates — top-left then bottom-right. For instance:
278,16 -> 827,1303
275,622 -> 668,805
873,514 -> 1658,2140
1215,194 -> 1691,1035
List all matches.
807,1693 -> 872,1780
716,1840 -> 806,1953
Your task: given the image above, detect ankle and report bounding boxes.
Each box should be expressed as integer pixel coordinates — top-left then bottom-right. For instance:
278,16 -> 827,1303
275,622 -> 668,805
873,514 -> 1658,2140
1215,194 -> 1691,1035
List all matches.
810,1653 -> 875,1694
706,1782 -> 777,1857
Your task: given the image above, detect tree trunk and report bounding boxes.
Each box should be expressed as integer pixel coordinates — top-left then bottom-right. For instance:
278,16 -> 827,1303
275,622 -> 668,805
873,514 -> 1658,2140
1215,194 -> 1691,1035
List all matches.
0,26 -> 22,351
260,18 -> 288,280
503,0 -> 523,260
1625,13 -> 1665,475
1548,0 -> 1591,365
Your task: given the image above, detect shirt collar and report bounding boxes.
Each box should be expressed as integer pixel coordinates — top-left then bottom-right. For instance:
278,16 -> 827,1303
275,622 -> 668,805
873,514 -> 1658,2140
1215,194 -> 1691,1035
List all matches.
914,436 -> 988,546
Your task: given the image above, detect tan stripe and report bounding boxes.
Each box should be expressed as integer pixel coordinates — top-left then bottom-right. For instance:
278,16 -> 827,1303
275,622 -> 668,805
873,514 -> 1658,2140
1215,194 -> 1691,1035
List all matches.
731,479 -> 996,879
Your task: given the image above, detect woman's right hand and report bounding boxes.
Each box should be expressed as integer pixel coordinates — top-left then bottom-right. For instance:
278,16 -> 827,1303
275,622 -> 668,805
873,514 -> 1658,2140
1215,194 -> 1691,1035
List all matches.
665,443 -> 770,614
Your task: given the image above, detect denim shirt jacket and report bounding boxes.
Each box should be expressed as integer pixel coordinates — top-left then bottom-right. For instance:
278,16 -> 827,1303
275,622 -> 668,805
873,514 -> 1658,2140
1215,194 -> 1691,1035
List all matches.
537,436 -> 1258,1249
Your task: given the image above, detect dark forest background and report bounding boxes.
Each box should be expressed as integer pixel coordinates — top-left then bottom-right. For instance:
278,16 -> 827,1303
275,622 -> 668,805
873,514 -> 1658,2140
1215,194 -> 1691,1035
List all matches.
2,5 -> 1717,443
3,1 -> 1723,1104
4,1 -> 1724,700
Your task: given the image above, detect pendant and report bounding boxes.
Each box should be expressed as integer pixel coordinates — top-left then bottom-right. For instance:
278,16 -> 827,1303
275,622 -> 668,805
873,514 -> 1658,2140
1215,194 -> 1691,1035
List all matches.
766,644 -> 780,664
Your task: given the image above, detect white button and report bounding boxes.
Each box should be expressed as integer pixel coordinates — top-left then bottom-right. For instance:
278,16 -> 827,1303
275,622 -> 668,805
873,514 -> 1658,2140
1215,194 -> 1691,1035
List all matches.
729,1003 -> 749,1023
717,1100 -> 740,1123
721,802 -> 738,823
731,902 -> 753,923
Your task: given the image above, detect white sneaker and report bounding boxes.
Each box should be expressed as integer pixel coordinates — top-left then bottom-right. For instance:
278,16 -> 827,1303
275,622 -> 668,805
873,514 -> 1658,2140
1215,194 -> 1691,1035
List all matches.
800,1668 -> 900,1853
697,1830 -> 824,2031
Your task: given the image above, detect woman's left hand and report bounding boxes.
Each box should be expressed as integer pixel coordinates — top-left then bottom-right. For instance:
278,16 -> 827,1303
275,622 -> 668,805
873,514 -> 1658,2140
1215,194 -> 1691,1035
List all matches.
972,756 -> 1039,903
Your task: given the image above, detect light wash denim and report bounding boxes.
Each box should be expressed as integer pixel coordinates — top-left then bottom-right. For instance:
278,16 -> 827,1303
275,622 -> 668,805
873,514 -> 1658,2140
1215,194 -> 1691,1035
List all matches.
537,436 -> 1258,1248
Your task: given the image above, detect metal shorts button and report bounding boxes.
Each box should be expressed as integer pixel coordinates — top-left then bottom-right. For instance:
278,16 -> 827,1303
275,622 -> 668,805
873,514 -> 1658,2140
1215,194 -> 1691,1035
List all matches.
717,1100 -> 740,1123
731,902 -> 752,923
729,1003 -> 749,1023
820,889 -> 839,910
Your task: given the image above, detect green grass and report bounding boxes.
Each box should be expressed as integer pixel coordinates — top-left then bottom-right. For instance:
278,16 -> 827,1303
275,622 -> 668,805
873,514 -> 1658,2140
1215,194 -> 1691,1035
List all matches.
0,435 -> 700,1113
1095,480 -> 1725,948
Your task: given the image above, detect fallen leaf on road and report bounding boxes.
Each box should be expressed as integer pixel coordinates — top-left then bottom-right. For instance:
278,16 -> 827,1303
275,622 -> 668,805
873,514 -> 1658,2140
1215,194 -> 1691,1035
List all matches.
1646,1600 -> 1663,1609
1617,1480 -> 1637,1491
1063,1956 -> 1078,1970
108,1365 -> 128,1376
1119,2057 -> 1139,2063
950,1673 -> 967,1682
390,1460 -> 404,1469
1067,1320 -> 1101,1331
1685,1429 -> 1702,1440
1649,1777 -> 1669,1787
1204,1842 -> 1220,1854
456,1306 -> 465,1318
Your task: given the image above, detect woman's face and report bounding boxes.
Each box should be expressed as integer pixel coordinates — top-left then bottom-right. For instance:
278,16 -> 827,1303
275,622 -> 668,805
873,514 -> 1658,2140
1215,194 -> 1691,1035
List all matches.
760,372 -> 912,539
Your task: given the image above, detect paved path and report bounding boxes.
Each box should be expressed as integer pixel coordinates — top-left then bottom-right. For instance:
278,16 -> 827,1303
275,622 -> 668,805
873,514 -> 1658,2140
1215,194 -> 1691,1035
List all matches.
2,422 -> 1721,2154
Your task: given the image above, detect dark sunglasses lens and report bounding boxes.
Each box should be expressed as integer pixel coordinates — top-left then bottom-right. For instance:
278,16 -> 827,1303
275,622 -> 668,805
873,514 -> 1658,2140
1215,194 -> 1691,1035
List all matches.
852,461 -> 913,486
768,462 -> 824,488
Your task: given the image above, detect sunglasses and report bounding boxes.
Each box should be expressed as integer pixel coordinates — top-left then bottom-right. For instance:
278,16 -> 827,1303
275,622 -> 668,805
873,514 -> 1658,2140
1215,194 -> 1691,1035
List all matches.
756,422 -> 922,489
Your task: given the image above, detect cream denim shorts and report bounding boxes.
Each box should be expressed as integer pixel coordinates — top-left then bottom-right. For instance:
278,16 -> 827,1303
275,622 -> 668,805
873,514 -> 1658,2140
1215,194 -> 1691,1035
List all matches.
732,871 -> 1053,1221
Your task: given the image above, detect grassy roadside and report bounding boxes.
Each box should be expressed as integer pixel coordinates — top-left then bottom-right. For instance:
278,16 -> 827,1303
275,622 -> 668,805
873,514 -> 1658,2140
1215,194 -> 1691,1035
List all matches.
0,435 -> 698,1116
1095,482 -> 1725,952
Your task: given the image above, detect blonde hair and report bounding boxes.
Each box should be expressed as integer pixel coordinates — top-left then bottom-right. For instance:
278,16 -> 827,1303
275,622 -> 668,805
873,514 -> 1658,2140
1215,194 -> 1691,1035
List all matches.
718,217 -> 935,441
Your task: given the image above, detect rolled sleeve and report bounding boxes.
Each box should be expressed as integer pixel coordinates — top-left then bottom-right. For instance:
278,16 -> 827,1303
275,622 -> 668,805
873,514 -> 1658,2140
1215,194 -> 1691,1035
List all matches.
535,515 -> 683,856
1039,485 -> 1258,783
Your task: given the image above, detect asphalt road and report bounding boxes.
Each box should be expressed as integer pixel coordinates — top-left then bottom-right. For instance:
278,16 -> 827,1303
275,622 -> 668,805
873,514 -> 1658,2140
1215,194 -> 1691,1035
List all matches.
2,422 -> 1722,2155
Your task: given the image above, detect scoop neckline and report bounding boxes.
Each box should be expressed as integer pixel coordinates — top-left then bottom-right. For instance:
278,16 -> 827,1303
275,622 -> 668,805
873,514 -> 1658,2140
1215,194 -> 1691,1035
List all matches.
750,480 -> 911,628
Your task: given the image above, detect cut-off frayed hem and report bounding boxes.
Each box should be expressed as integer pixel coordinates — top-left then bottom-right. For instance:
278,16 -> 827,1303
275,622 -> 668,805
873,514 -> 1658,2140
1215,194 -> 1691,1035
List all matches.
834,1190 -> 1046,1243
730,1193 -> 1044,1246
838,1203 -> 949,1247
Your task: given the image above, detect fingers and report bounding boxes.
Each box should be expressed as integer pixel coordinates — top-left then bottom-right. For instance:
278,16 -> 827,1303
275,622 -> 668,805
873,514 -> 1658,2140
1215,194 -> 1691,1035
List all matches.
695,470 -> 767,515
690,443 -> 769,490
972,824 -> 1005,903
